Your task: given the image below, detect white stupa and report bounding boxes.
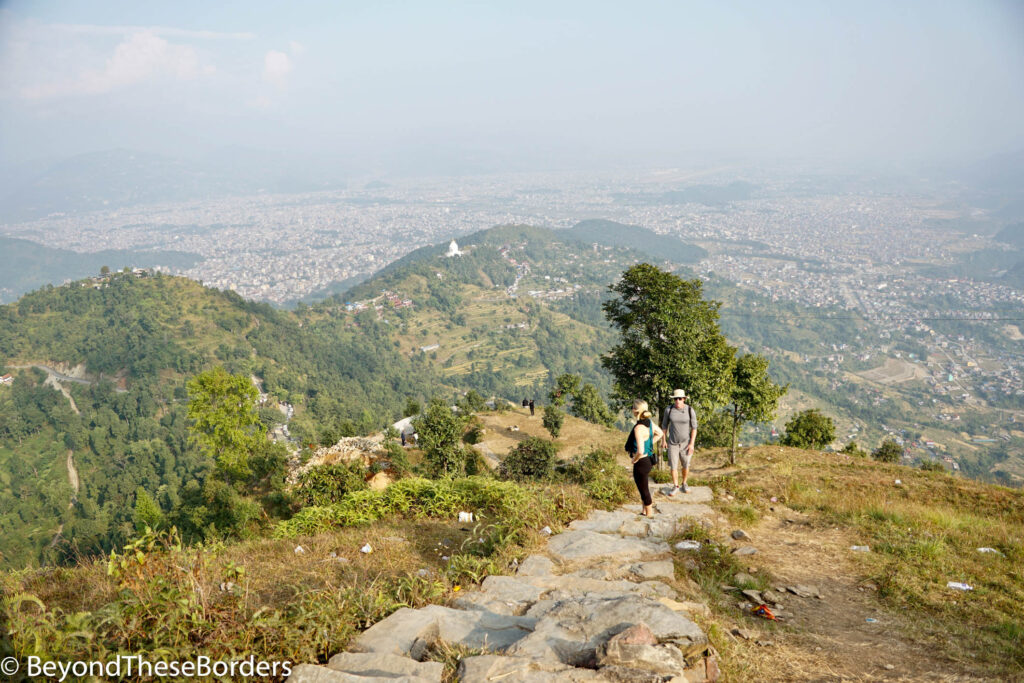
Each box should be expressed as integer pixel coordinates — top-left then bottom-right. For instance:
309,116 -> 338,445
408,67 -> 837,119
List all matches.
446,239 -> 463,257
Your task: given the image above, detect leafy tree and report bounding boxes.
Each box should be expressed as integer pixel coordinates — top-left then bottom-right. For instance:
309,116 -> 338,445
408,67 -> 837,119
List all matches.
403,398 -> 421,417
549,373 -> 615,427
726,354 -> 787,464
413,398 -> 467,476
100,265 -> 110,275
186,367 -> 263,481
872,439 -> 903,463
695,409 -> 732,449
602,264 -> 735,414
548,373 -> 582,407
569,383 -> 617,428
781,409 -> 835,450
542,404 -> 565,439
458,390 -> 487,413
500,436 -> 557,481
132,487 -> 164,532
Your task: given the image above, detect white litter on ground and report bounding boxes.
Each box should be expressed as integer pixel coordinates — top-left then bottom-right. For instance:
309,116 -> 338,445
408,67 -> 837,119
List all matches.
675,540 -> 701,551
946,581 -> 973,591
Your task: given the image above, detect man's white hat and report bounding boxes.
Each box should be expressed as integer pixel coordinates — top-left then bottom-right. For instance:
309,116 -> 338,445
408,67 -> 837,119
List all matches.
671,389 -> 687,399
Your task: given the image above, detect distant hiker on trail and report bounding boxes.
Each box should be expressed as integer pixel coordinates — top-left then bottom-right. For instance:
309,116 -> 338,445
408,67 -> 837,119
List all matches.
522,398 -> 529,408
529,399 -> 535,416
660,389 -> 698,496
626,399 -> 664,517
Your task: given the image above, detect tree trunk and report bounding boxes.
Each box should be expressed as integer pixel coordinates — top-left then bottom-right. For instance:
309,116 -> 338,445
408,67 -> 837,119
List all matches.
730,405 -> 739,465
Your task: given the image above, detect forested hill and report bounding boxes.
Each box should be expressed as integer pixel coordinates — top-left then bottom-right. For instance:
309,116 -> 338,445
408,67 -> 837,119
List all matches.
0,271 -> 447,568
0,225 -> 655,568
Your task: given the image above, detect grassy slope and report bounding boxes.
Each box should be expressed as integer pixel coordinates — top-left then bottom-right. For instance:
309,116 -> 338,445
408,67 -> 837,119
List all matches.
693,445 -> 1024,677
2,411 -> 1021,678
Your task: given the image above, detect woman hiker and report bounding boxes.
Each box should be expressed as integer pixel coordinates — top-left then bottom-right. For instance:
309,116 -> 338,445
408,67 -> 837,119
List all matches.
626,399 -> 664,517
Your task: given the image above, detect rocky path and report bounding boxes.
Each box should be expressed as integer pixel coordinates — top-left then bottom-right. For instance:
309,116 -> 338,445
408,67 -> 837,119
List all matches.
288,487 -> 720,683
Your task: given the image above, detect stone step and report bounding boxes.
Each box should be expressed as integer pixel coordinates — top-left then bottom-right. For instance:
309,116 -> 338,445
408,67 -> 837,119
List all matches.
650,485 -> 714,504
546,530 -> 669,571
457,655 -> 606,682
349,604 -> 536,658
567,559 -> 675,582
286,663 -> 435,683
569,503 -> 714,540
327,653 -> 443,681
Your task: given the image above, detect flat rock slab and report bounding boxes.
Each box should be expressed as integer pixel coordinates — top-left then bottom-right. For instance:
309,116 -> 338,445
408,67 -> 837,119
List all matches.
566,560 -> 674,582
454,575 -> 547,615
482,575 -> 547,603
350,605 -> 535,656
622,502 -> 715,524
327,653 -> 443,681
516,574 -> 675,601
547,530 -> 669,570
652,485 -> 714,504
569,510 -> 636,534
517,555 -> 555,577
457,655 -> 605,682
508,594 -> 707,666
287,663 -> 434,683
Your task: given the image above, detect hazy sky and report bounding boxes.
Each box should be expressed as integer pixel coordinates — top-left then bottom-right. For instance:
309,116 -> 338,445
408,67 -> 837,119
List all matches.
1,0 -> 1022,172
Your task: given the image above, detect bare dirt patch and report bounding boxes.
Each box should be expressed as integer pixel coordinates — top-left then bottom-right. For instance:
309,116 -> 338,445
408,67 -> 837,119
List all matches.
859,358 -> 928,386
725,511 -> 985,681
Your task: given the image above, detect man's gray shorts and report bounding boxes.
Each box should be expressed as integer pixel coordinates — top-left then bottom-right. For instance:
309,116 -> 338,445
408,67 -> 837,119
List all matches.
667,443 -> 692,471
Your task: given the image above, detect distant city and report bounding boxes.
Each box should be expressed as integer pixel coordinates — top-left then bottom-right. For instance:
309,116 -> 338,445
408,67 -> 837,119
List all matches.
1,169 -> 1022,441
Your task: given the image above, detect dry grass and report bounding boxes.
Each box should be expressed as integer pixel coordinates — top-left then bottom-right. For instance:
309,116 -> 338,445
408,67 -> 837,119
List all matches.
477,406 -> 624,462
693,445 -> 1024,679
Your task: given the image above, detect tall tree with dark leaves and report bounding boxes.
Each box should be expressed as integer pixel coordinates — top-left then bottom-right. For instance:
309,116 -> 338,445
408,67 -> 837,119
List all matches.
602,264 -> 736,416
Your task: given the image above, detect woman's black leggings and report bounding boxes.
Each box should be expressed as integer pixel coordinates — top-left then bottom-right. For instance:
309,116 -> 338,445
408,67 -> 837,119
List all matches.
632,456 -> 653,506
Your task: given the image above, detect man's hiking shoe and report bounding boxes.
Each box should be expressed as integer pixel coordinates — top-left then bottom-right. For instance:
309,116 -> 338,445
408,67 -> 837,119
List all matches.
668,486 -> 680,497
681,483 -> 689,494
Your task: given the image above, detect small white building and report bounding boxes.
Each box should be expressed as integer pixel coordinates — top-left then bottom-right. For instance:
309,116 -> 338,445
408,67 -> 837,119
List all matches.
446,239 -> 463,257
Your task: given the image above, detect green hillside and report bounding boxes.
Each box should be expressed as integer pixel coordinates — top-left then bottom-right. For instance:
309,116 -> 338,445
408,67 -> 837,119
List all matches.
1,222 -> 1020,570
0,236 -> 202,304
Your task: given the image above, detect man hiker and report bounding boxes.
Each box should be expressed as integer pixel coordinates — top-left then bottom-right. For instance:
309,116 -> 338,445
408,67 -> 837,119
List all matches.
528,399 -> 535,416
660,389 -> 698,496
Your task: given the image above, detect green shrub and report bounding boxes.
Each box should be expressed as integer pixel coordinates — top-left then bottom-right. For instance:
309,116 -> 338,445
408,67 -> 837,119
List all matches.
919,460 -> 945,473
500,437 -> 557,482
558,449 -> 633,506
383,442 -> 413,478
414,398 -> 468,476
542,405 -> 564,439
464,447 -> 490,476
872,439 -> 903,463
463,420 -> 484,445
295,462 -> 368,507
650,467 -> 672,484
781,409 -> 835,449
840,441 -> 868,457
